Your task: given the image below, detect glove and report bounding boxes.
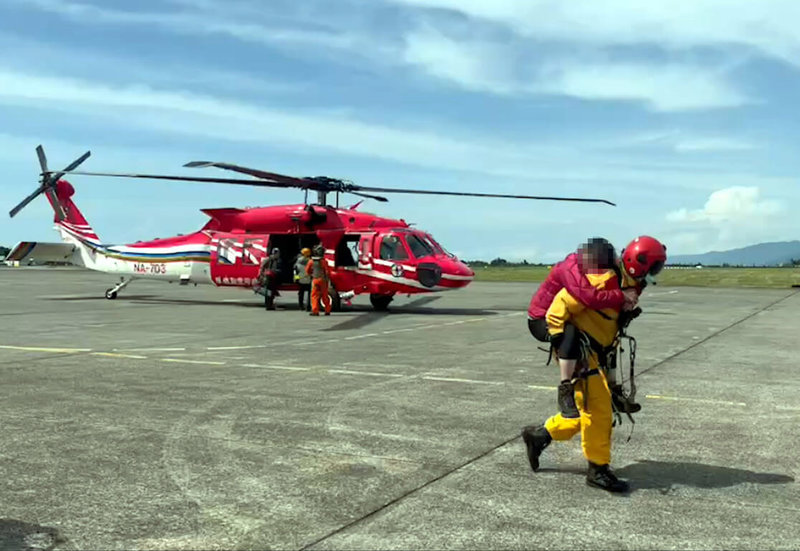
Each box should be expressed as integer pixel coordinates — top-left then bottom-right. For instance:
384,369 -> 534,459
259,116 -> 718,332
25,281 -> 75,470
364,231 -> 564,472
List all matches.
618,306 -> 642,330
294,274 -> 300,282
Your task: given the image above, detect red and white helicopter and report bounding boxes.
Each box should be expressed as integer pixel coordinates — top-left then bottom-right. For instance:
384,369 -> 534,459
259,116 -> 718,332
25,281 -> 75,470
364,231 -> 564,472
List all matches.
8,146 -> 615,310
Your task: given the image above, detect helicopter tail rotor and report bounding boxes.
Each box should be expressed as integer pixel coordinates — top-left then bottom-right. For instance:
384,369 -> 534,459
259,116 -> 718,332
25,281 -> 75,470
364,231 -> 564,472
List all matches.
9,145 -> 91,219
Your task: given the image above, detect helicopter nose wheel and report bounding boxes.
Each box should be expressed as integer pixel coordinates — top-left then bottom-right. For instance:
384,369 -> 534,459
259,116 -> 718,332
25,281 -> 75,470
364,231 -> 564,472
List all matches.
370,293 -> 394,311
105,289 -> 118,300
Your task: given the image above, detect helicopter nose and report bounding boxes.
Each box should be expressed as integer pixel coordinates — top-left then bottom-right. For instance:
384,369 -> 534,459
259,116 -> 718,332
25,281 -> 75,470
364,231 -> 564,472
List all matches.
439,259 -> 474,288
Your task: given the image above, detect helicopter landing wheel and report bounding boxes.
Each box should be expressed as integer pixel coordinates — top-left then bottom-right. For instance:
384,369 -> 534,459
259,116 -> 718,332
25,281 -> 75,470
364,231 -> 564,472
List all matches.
105,288 -> 118,300
370,293 -> 393,311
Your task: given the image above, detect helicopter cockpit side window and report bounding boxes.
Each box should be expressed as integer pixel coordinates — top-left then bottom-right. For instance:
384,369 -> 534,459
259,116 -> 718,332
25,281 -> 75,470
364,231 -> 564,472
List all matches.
406,234 -> 435,259
379,234 -> 409,261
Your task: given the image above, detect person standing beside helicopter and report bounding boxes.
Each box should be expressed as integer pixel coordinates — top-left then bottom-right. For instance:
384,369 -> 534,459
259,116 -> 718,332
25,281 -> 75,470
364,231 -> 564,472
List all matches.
293,247 -> 312,312
306,245 -> 332,316
259,248 -> 283,310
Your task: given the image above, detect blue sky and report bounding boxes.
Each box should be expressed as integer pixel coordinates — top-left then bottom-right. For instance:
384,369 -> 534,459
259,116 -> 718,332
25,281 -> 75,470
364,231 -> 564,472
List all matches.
2,0 -> 799,262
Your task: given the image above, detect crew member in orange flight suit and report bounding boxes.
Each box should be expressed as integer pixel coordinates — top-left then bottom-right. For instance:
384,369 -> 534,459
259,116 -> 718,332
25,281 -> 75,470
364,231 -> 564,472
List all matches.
306,245 -> 332,316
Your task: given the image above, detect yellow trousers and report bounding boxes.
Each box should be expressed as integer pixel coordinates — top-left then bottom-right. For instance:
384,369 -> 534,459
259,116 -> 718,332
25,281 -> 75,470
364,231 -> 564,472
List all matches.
544,356 -> 613,465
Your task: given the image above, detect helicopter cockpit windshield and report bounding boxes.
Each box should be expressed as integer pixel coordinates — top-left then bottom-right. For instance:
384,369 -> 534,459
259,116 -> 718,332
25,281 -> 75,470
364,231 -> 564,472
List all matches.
405,233 -> 436,259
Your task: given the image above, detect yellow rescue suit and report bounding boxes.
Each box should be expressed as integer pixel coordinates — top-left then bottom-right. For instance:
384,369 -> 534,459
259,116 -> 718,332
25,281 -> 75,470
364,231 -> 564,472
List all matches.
544,270 -> 625,466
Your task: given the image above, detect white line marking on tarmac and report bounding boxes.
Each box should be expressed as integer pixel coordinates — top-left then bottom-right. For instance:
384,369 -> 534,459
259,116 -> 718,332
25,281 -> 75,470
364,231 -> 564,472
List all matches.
775,405 -> 800,411
327,369 -> 404,378
241,363 -> 309,371
91,352 -> 147,359
344,333 -> 379,340
117,347 -> 187,352
0,345 -> 91,353
648,290 -> 680,297
528,384 -> 559,391
207,345 -> 268,350
645,394 -> 747,407
422,376 -> 503,385
161,358 -> 226,366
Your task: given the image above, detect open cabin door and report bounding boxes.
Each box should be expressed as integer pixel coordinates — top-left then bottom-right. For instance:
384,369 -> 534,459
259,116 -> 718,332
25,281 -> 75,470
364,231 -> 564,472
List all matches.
209,233 -> 269,287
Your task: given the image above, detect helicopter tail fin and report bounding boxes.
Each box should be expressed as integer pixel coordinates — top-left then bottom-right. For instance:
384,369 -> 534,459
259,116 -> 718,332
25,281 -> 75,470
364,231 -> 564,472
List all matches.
50,180 -> 101,246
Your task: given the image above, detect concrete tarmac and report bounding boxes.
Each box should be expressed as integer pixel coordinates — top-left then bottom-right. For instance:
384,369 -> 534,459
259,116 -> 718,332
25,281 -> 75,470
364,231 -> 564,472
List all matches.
1,267 -> 798,550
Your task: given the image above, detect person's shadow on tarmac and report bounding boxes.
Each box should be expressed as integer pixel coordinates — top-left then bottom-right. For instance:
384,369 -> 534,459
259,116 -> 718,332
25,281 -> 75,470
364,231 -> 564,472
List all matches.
0,519 -> 69,551
614,459 -> 795,494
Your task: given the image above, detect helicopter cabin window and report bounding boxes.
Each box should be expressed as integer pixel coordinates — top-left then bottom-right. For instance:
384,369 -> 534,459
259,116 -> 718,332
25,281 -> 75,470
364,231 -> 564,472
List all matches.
241,238 -> 264,266
379,235 -> 408,261
217,238 -> 238,265
406,234 -> 435,258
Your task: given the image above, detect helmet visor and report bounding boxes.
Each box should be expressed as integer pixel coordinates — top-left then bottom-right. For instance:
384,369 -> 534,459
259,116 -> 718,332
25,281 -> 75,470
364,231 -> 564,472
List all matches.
648,260 -> 664,276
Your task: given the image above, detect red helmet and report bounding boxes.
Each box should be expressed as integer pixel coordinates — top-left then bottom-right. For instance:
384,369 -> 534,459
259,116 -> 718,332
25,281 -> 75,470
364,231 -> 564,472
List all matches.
622,236 -> 667,279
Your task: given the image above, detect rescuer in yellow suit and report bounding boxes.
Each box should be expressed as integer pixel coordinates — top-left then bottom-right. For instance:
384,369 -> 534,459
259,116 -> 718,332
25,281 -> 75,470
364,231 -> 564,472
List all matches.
522,235 -> 667,493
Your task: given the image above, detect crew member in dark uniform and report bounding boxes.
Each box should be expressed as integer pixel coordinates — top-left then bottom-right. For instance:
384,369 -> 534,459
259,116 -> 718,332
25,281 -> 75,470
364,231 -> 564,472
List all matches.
259,248 -> 283,310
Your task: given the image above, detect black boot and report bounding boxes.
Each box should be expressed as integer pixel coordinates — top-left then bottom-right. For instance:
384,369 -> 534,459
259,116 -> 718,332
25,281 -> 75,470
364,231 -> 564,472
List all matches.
558,380 -> 580,419
586,462 -> 629,493
611,385 -> 641,414
521,424 -> 551,472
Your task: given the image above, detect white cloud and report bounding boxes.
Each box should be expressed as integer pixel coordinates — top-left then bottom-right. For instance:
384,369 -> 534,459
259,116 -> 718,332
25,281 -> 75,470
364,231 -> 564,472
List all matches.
672,138 -> 757,153
403,28 -> 519,95
391,0 -> 800,66
666,186 -> 783,223
12,0 -> 372,56
0,68 -> 760,192
535,63 -> 749,112
664,187 -> 791,252
402,28 -> 749,111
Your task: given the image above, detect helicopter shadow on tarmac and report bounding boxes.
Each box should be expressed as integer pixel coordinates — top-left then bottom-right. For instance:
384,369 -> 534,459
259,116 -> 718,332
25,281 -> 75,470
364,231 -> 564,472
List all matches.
323,295 -> 513,331
537,460 -> 794,495
42,293 -> 517,320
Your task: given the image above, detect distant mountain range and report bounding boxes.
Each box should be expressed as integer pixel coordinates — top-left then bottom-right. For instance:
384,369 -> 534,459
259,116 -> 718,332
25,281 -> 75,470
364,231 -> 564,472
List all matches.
668,241 -> 800,266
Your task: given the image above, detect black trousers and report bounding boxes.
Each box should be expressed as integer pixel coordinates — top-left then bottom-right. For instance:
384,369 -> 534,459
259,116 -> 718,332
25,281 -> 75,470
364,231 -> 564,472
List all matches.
297,283 -> 311,309
528,317 -> 581,360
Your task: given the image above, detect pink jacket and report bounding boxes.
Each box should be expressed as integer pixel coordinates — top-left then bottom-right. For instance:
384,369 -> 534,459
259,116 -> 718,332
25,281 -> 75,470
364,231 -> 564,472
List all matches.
527,253 -> 625,319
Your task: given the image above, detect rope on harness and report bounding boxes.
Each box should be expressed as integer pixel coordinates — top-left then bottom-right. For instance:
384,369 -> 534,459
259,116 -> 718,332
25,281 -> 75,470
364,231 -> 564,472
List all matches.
572,332 -> 594,411
612,331 -> 637,442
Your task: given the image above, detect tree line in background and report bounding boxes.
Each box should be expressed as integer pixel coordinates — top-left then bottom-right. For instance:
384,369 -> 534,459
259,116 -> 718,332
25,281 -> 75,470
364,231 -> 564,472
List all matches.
466,258 -> 800,268
2,247 -> 799,267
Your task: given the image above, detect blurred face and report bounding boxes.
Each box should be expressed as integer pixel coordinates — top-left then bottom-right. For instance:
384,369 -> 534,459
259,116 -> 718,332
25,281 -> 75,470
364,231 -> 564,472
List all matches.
579,238 -> 615,271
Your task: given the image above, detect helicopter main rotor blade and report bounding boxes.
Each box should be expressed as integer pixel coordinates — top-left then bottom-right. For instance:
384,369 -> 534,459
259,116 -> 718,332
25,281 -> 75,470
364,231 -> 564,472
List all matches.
349,190 -> 389,203
55,166 -> 615,206
184,161 -> 310,187
51,170 -> 293,187
352,187 -> 616,206
184,160 -> 614,205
